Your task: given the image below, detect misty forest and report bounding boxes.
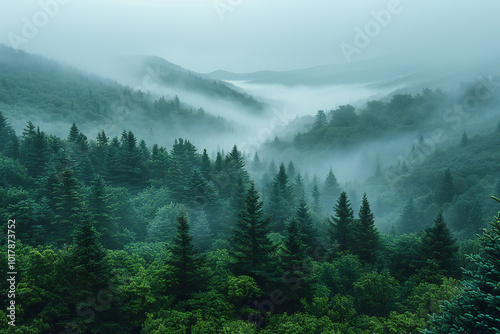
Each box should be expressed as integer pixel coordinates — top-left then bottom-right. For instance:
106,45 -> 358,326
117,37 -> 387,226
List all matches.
1,2 -> 500,333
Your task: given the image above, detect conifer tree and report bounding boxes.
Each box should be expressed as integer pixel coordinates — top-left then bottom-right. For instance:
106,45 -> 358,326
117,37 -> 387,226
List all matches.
398,197 -> 422,234
329,191 -> 354,252
20,124 -> 48,178
191,210 -> 212,251
267,163 -> 294,232
426,213 -> 500,333
89,175 -> 120,249
282,217 -> 307,275
354,193 -> 379,265
200,148 -> 212,181
311,177 -> 322,215
287,161 -> 296,179
53,168 -> 84,245
167,212 -> 206,298
67,122 -> 80,142
295,199 -> 317,256
461,131 -> 469,147
70,209 -> 110,296
252,152 -> 261,171
313,110 -> 327,129
322,168 -> 341,209
0,111 -> 11,153
435,169 -> 455,205
231,182 -> 276,286
293,172 -> 306,203
420,211 -> 459,278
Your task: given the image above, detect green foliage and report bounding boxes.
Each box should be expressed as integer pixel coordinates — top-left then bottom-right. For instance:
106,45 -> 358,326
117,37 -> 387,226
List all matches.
231,182 -> 276,287
354,271 -> 399,317
329,191 -> 355,252
353,193 -> 379,264
426,214 -> 500,333
420,211 -> 460,278
166,212 -> 207,298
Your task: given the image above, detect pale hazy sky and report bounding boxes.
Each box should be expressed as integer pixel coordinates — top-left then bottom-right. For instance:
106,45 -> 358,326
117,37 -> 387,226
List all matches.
1,0 -> 500,73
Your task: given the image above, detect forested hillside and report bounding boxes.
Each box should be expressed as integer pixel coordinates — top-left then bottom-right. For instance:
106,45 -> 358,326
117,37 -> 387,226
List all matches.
0,45 -> 230,144
1,104 -> 499,332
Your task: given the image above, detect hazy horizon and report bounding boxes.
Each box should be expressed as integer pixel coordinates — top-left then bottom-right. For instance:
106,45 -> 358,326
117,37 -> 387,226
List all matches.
1,0 -> 500,75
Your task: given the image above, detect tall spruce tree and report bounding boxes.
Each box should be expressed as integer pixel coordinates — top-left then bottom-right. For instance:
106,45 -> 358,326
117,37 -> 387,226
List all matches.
70,209 -> 110,296
267,163 -> 293,232
398,197 -> 422,234
88,175 -> 120,249
311,177 -> 322,215
53,168 -> 84,245
231,182 -> 276,286
295,199 -> 317,257
420,211 -> 459,278
354,193 -> 379,265
322,168 -> 341,210
293,172 -> 306,203
435,169 -> 455,205
20,124 -> 48,178
329,191 -> 354,252
426,213 -> 500,333
167,212 -> 206,299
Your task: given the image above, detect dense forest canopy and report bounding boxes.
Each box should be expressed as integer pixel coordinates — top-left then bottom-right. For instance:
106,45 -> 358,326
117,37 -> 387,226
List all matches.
1,42 -> 500,333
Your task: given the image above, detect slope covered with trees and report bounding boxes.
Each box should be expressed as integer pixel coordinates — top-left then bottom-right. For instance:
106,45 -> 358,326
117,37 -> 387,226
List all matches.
1,109 -> 499,332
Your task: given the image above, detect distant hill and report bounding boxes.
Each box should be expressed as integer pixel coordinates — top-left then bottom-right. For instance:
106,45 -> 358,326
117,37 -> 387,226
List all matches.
0,45 -> 231,144
104,55 -> 266,113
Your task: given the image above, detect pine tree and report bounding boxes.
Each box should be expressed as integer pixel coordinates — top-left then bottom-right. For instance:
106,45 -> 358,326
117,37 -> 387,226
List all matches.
398,197 -> 422,234
293,172 -> 306,203
313,110 -> 327,129
420,211 -> 459,278
282,217 -> 306,268
435,169 -> 455,205
20,124 -> 49,178
295,199 -> 317,256
287,161 -> 296,179
322,168 -> 341,210
231,182 -> 276,286
191,210 -> 212,251
252,152 -> 261,171
67,122 -> 80,142
200,148 -> 212,181
120,130 -> 147,191
267,163 -> 293,232
426,213 -> 500,333
329,191 -> 354,252
354,193 -> 379,265
167,212 -> 206,298
70,210 -> 109,296
461,131 -> 469,147
311,177 -> 322,215
0,111 -> 11,153
53,168 -> 84,245
103,137 -> 122,186
88,175 -> 120,249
